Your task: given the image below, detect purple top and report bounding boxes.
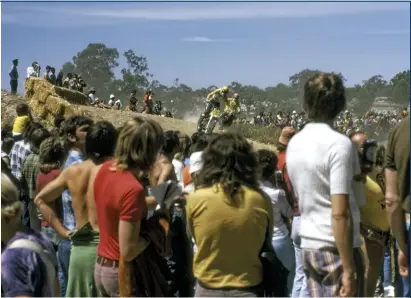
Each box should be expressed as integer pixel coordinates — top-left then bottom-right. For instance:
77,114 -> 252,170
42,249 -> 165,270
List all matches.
1,232 -> 57,297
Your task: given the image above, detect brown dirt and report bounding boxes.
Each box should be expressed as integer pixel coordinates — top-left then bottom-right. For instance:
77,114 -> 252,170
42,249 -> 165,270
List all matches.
1,90 -> 276,151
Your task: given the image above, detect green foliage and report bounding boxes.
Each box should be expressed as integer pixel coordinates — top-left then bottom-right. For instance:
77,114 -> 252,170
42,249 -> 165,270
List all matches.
61,43 -> 410,117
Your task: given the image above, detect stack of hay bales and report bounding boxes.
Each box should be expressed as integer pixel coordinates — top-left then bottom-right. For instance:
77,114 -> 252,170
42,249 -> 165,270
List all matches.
25,78 -> 89,126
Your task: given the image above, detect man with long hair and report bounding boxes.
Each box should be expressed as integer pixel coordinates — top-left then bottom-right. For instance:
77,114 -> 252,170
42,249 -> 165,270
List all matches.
35,121 -> 117,297
286,73 -> 365,297
87,117 -> 164,296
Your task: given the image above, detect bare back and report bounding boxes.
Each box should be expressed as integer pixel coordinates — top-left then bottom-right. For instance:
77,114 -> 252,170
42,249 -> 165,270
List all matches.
66,160 -> 97,230
150,155 -> 177,186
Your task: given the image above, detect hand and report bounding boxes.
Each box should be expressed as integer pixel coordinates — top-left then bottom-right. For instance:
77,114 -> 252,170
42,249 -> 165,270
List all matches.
339,270 -> 356,297
62,229 -> 73,240
398,249 -> 409,278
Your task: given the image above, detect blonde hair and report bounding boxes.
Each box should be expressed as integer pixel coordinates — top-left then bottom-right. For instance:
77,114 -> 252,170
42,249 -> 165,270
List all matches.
1,173 -> 22,220
114,117 -> 164,172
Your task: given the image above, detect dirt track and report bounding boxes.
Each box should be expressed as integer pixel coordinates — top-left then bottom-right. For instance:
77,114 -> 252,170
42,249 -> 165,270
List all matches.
1,90 -> 275,151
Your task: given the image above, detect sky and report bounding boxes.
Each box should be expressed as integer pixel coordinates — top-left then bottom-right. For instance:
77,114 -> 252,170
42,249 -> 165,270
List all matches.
1,1 -> 410,94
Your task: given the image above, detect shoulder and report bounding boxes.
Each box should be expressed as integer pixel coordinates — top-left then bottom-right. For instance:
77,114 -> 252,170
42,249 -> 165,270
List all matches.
328,134 -> 354,154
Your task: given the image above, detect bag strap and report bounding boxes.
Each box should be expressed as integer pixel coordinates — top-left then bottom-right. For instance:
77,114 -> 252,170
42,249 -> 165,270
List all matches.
8,238 -> 56,296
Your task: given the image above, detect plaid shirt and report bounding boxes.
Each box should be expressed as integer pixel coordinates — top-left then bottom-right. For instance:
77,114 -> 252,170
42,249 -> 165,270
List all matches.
62,150 -> 85,230
9,140 -> 32,181
21,153 -> 40,199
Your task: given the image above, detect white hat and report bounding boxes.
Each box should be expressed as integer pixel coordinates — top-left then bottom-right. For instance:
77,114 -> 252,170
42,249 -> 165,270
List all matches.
189,151 -> 203,175
115,99 -> 121,104
110,94 -> 115,99
292,110 -> 297,114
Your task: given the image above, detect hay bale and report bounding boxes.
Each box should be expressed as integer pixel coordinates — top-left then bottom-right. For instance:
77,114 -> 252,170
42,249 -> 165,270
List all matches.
45,96 -> 65,116
63,105 -> 76,118
37,89 -> 52,104
29,99 -> 49,120
54,86 -> 89,105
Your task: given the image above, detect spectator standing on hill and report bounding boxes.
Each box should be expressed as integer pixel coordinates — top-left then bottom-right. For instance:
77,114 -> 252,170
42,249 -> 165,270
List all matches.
56,71 -> 64,87
88,88 -> 96,104
63,73 -> 72,88
287,73 -> 366,297
27,61 -> 40,78
48,67 -> 57,85
384,115 -> 410,297
128,89 -> 138,112
9,59 -> 18,94
44,66 -> 51,81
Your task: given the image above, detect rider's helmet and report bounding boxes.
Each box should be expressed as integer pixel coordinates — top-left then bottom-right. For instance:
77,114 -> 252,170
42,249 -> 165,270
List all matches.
146,89 -> 153,95
89,87 -> 96,94
233,93 -> 240,100
110,94 -> 115,99
222,86 -> 229,94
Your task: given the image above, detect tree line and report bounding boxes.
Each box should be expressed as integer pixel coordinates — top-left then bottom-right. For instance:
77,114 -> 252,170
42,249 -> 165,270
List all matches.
61,43 -> 410,117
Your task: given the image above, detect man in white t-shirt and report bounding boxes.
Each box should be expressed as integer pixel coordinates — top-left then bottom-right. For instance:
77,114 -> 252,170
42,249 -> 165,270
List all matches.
286,73 -> 366,297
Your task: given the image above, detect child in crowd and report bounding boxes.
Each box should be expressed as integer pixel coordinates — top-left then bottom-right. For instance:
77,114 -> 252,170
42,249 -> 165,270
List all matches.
12,103 -> 31,141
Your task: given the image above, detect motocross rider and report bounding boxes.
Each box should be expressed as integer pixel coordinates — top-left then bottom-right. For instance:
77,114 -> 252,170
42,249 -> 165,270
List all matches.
220,93 -> 241,128
203,86 -> 229,117
143,90 -> 154,114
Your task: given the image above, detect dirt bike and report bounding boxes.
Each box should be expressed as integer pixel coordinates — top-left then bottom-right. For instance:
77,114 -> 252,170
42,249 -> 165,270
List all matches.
197,107 -> 228,134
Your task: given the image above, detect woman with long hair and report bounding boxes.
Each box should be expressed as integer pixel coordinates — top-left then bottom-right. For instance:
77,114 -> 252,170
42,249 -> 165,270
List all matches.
186,133 -> 273,297
87,117 -> 164,297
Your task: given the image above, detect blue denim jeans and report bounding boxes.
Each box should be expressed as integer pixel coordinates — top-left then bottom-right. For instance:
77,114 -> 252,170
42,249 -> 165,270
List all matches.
380,246 -> 392,288
291,216 -> 311,297
272,235 -> 296,296
57,239 -> 71,297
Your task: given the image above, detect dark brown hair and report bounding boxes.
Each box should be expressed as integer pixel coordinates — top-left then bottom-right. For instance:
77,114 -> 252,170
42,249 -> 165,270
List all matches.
197,133 -> 259,203
303,73 -> 346,121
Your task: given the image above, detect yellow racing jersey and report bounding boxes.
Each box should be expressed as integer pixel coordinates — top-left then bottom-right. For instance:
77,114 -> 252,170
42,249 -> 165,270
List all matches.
207,88 -> 227,101
224,98 -> 241,114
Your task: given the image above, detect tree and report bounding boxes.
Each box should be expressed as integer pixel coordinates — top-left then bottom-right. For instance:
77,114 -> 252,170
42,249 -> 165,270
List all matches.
61,62 -> 76,75
362,74 -> 388,99
121,49 -> 152,94
61,44 -> 409,117
71,43 -> 119,97
393,79 -> 410,105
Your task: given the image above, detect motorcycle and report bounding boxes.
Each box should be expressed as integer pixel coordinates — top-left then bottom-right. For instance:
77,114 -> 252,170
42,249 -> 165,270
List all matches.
197,104 -> 222,134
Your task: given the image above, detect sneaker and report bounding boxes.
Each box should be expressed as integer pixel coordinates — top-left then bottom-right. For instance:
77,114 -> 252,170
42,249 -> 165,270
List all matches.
384,285 -> 395,297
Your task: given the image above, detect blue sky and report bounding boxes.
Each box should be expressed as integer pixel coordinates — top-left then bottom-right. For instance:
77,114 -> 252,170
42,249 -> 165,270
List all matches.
1,1 -> 410,93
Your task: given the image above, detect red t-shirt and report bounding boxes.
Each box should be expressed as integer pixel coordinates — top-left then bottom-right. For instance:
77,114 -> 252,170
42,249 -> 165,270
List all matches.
183,166 -> 192,187
36,169 -> 63,227
277,151 -> 300,216
94,160 -> 147,261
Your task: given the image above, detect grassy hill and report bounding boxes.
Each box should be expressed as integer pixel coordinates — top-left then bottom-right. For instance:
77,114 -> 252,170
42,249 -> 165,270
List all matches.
1,89 -> 278,151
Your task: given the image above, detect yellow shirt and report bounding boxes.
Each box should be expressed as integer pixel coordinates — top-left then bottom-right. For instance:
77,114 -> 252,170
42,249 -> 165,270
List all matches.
224,98 -> 241,114
186,185 -> 273,289
360,176 -> 390,232
12,116 -> 29,134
